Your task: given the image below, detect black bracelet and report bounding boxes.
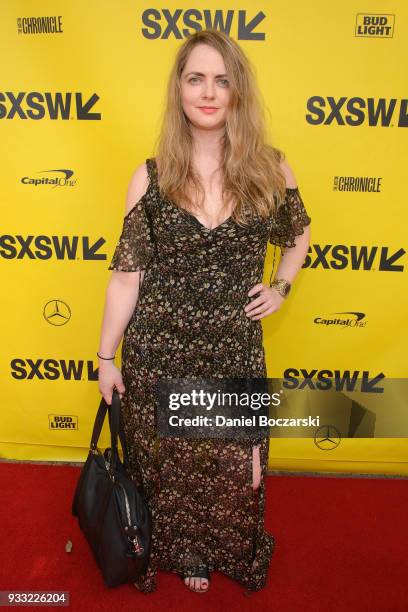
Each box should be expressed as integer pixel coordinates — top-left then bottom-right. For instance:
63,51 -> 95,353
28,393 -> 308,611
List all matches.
97,351 -> 115,360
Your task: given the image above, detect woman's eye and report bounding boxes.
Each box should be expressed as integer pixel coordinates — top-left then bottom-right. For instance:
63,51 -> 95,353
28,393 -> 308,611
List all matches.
188,77 -> 229,86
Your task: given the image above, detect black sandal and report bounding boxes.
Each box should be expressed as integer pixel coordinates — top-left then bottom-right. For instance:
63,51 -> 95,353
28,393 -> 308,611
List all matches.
182,565 -> 210,593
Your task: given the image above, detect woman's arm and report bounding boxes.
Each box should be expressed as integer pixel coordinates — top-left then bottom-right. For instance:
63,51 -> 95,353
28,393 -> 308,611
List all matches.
97,162 -> 150,363
245,158 -> 311,320
97,271 -> 143,363
271,225 -> 310,284
271,157 -> 311,283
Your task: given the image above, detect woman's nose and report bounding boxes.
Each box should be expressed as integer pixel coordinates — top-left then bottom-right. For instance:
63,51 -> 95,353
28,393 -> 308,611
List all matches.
202,79 -> 216,98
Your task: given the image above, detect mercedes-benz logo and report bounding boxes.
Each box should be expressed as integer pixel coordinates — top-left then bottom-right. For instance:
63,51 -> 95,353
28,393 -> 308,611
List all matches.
314,425 -> 341,450
43,299 -> 71,326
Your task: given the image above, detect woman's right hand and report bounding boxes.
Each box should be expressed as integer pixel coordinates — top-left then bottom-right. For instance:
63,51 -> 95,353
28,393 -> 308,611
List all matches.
98,361 -> 126,405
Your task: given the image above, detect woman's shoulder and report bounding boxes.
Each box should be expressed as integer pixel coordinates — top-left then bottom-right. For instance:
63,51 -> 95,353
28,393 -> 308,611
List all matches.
124,160 -> 152,216
279,157 -> 298,190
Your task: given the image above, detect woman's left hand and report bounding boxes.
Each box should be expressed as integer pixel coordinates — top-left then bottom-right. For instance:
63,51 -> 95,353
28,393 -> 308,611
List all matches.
244,283 -> 285,320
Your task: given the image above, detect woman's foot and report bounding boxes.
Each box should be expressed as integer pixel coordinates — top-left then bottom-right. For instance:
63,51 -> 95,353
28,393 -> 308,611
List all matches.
183,566 -> 210,593
184,575 -> 209,593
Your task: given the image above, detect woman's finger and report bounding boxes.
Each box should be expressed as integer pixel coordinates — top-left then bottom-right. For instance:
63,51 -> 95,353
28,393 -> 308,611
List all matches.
248,303 -> 271,317
249,294 -> 283,318
244,292 -> 269,313
251,306 -> 277,320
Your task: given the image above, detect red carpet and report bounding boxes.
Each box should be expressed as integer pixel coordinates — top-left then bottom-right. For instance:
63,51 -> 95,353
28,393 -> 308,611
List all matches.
0,462 -> 407,612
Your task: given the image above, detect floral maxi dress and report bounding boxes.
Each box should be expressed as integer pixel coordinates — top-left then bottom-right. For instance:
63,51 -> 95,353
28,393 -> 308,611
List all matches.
107,157 -> 311,592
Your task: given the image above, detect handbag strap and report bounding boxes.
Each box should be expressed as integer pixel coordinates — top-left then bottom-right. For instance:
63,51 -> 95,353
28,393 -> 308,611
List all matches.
90,390 -> 130,470
108,391 -> 128,468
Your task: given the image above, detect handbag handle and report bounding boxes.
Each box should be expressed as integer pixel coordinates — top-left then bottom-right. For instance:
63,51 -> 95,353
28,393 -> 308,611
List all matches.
108,390 -> 129,469
90,390 -> 130,470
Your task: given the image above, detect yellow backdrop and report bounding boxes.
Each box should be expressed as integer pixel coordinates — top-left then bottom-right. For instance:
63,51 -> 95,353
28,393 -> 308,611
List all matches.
1,1 -> 407,475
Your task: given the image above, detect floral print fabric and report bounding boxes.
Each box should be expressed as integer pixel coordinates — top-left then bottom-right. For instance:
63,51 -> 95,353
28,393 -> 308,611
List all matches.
107,157 -> 311,592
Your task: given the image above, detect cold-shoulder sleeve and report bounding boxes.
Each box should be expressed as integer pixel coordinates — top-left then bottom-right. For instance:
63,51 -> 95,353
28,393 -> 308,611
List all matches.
108,198 -> 155,272
269,187 -> 311,249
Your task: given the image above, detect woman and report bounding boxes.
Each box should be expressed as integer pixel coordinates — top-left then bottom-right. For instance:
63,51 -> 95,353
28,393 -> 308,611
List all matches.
97,28 -> 311,594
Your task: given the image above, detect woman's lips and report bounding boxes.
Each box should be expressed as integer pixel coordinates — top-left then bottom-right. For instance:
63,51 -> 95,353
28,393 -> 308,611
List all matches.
198,107 -> 219,114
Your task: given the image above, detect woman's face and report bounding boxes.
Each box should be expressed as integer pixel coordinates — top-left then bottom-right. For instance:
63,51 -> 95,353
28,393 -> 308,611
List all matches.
180,43 -> 231,131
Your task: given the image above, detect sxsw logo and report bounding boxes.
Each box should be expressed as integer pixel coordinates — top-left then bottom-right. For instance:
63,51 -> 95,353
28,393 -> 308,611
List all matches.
355,14 -> 394,38
141,9 -> 265,39
283,370 -> 385,393
0,92 -> 101,120
306,96 -> 408,127
303,245 -> 405,272
0,234 -> 107,261
11,359 -> 99,381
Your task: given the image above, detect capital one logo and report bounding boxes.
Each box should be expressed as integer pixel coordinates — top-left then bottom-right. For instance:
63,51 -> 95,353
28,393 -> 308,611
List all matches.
306,96 -> 408,127
141,9 -> 266,39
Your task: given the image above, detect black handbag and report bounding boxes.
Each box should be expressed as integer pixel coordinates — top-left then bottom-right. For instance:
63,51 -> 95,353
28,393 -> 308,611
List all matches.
71,389 -> 152,587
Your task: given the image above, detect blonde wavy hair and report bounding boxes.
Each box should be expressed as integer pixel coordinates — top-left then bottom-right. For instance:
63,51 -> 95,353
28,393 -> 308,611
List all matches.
153,28 -> 288,225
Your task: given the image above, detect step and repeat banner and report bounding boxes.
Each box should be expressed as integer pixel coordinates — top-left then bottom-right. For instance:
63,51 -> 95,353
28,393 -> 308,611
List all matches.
1,1 -> 407,474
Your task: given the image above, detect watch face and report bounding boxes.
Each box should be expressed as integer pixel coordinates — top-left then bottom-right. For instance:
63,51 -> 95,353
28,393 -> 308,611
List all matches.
283,284 -> 291,296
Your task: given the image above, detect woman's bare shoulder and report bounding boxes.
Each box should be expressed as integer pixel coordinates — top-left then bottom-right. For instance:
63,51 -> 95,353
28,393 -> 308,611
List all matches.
124,161 -> 150,216
279,158 -> 298,189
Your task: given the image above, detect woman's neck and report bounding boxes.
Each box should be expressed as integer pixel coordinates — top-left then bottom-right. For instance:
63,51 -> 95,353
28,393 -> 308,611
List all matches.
190,125 -> 224,165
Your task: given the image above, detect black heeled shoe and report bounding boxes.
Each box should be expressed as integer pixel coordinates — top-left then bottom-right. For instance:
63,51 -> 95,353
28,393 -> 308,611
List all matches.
182,565 -> 210,593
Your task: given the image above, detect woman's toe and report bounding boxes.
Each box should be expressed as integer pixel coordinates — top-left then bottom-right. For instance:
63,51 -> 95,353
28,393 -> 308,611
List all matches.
183,574 -> 209,592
